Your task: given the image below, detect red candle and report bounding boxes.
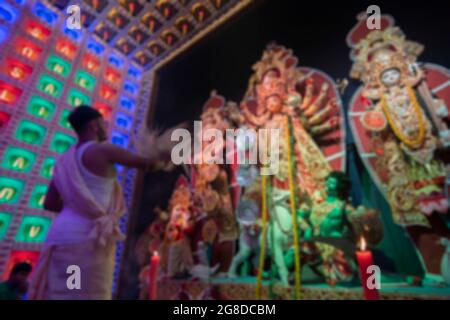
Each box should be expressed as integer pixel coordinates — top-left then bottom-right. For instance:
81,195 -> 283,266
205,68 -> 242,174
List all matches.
356,237 -> 380,300
148,251 -> 160,300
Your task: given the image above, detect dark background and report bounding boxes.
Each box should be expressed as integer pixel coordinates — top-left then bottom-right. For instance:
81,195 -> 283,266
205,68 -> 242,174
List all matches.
118,0 -> 450,299
152,0 -> 450,128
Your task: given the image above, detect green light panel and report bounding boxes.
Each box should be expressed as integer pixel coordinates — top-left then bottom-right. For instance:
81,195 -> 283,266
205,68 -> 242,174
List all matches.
58,109 -> 71,129
15,120 -> 47,145
27,95 -> 56,121
0,212 -> 13,241
28,184 -> 48,209
40,157 -> 55,179
50,132 -> 76,154
1,146 -> 36,173
66,88 -> 91,107
37,74 -> 64,98
45,54 -> 71,78
0,177 -> 24,204
15,215 -> 52,243
74,70 -> 96,92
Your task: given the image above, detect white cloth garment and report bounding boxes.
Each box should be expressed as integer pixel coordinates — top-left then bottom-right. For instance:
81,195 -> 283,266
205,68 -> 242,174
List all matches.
45,141 -> 115,245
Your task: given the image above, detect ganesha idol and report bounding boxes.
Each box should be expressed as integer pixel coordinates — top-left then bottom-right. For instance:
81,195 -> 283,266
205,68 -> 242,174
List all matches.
190,92 -> 243,273
159,176 -> 195,279
347,14 -> 450,275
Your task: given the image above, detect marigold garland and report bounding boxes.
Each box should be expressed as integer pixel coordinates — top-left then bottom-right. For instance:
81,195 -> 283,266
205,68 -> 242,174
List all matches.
380,86 -> 426,148
285,116 -> 301,300
255,174 -> 268,299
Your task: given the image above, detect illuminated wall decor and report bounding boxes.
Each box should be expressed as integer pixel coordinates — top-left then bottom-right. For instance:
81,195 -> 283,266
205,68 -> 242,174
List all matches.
55,37 -> 77,59
4,58 -> 33,81
1,146 -> 36,173
37,74 -> 64,98
25,19 -> 51,42
0,81 -> 22,104
40,157 -> 55,179
81,53 -> 100,73
15,119 -> 47,145
0,177 -> 24,204
58,109 -> 71,129
119,96 -> 136,113
27,96 -> 56,121
111,131 -> 129,148
74,70 -> 96,92
94,101 -> 113,120
0,25 -> 7,44
99,84 -> 117,102
32,1 -> 58,25
0,0 -> 19,24
46,55 -> 71,78
115,112 -> 133,131
50,132 -> 76,154
0,212 -> 13,240
14,37 -> 42,61
0,0 -> 246,291
67,88 -> 91,107
28,184 -> 48,209
15,215 -> 52,243
0,111 -> 11,131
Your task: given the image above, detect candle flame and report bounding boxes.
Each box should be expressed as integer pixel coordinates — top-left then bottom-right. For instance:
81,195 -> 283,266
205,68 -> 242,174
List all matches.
153,251 -> 159,257
360,236 -> 367,251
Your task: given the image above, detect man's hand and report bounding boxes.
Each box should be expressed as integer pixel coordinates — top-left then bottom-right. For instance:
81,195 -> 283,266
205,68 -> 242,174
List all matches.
154,122 -> 189,160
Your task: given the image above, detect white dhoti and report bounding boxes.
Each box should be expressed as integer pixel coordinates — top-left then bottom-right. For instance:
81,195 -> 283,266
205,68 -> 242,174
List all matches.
29,142 -> 126,300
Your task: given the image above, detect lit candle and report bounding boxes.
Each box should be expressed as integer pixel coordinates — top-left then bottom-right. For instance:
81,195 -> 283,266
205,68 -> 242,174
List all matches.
356,237 -> 380,300
148,251 -> 160,300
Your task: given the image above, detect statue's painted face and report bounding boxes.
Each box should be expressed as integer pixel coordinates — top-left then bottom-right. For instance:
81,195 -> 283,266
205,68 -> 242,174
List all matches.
266,95 -> 283,113
171,205 -> 189,224
202,110 -> 225,130
380,68 -> 401,87
199,163 -> 219,181
325,176 -> 338,194
262,70 -> 279,89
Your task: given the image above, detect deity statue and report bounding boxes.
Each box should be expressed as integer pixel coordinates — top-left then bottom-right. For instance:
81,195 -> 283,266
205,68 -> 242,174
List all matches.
347,14 -> 450,274
160,176 -> 195,279
232,44 -> 347,286
228,179 -> 262,278
241,45 -> 343,199
191,92 -> 243,273
298,171 -> 383,286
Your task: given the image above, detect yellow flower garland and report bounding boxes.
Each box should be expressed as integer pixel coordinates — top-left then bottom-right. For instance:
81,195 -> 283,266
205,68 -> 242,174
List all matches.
255,116 -> 301,300
285,116 -> 302,300
380,86 -> 426,148
256,174 -> 268,300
